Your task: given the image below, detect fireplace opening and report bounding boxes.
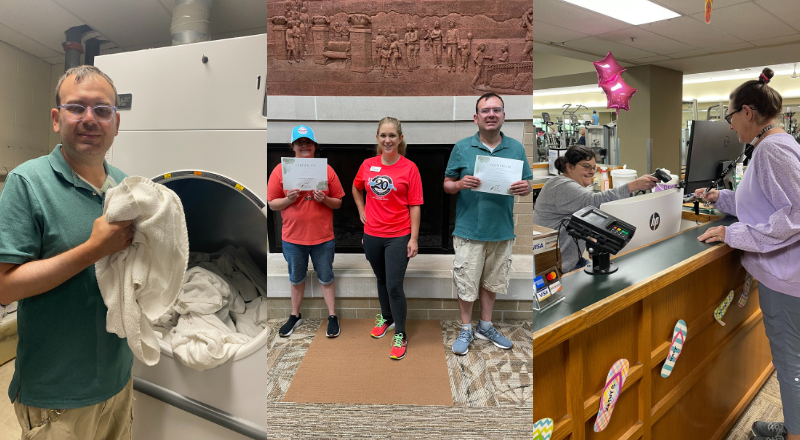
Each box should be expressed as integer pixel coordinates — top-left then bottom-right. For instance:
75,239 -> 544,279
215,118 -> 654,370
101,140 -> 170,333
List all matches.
267,144 -> 457,254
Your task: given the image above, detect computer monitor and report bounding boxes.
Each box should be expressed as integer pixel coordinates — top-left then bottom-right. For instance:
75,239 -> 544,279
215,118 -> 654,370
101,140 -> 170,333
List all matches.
599,188 -> 684,253
684,120 -> 746,193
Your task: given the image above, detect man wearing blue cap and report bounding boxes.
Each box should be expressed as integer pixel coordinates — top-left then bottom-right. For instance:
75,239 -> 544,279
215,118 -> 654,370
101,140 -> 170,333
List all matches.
592,110 -> 599,125
267,125 -> 345,338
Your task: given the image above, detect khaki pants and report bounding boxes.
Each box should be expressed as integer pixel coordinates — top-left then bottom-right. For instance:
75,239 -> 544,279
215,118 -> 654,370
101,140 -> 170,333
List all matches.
452,236 -> 514,302
14,376 -> 133,440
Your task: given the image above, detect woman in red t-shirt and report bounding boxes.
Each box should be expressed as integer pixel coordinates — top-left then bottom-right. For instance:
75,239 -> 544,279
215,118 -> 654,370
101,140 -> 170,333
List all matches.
352,117 -> 423,360
267,126 -> 345,340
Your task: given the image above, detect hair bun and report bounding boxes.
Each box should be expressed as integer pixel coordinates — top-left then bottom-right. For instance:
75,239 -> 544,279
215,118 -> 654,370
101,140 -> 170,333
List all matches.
759,68 -> 774,84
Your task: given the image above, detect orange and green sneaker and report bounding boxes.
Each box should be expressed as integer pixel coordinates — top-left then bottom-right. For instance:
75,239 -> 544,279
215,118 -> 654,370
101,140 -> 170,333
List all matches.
390,332 -> 407,360
370,314 -> 395,338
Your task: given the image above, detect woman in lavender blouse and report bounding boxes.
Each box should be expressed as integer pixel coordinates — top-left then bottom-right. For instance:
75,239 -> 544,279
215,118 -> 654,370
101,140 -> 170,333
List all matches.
697,68 -> 800,440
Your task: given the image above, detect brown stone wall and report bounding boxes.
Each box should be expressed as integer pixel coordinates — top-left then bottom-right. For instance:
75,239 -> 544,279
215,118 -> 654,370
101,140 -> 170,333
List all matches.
512,120 -> 534,255
267,0 -> 533,96
266,297 -> 533,321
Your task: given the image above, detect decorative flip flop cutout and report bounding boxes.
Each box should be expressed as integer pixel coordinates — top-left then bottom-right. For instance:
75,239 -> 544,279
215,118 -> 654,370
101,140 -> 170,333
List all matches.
714,290 -> 734,326
738,274 -> 753,307
532,417 -> 553,440
593,359 -> 630,432
661,320 -> 687,378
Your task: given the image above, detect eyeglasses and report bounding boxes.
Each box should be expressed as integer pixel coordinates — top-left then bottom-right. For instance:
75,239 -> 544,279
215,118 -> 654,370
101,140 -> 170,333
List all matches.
58,104 -> 117,123
724,108 -> 741,124
578,163 -> 595,171
478,107 -> 504,115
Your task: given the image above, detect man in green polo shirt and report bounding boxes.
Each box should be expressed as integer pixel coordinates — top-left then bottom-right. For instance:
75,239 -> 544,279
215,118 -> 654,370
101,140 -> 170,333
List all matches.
0,66 -> 135,439
444,93 -> 533,356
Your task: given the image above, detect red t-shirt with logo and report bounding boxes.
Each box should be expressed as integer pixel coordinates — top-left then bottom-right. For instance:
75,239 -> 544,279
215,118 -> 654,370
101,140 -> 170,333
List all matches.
353,155 -> 424,238
266,163 -> 346,245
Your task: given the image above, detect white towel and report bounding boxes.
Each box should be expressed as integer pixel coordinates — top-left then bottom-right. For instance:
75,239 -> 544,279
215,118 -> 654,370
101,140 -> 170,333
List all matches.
213,246 -> 269,302
95,176 -> 189,366
231,297 -> 270,338
174,267 -> 230,315
171,312 -> 251,371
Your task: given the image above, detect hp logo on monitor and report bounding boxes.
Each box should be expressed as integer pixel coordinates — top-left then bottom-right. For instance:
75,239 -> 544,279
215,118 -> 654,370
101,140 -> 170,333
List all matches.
650,213 -> 661,231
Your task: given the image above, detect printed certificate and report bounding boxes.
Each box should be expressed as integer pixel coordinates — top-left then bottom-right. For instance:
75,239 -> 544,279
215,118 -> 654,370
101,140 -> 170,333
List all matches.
473,156 -> 523,196
281,158 -> 328,191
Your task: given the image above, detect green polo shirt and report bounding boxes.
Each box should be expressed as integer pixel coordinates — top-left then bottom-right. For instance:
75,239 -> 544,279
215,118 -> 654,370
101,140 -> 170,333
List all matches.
445,132 -> 533,241
0,145 -> 133,409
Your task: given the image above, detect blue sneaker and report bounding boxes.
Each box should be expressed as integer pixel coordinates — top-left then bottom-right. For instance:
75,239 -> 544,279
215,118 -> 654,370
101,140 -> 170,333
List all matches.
475,323 -> 513,349
452,327 -> 474,355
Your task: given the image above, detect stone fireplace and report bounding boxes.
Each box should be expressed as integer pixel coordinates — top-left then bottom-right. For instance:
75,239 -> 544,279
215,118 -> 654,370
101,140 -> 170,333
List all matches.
267,143 -> 457,254
265,96 -> 534,320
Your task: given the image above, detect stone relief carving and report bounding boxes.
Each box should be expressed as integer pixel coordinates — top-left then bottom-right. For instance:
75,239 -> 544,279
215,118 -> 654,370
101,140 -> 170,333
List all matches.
267,1 -> 532,95
404,24 -> 420,71
521,7 -> 534,62
429,21 -> 443,68
444,21 -> 460,73
471,43 -> 492,87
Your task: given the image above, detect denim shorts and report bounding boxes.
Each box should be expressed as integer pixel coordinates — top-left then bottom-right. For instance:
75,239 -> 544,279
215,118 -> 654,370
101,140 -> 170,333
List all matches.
282,239 -> 336,286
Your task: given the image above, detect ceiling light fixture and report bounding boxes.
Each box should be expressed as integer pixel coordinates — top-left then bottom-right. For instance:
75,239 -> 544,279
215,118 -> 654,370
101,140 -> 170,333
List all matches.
560,0 -> 680,25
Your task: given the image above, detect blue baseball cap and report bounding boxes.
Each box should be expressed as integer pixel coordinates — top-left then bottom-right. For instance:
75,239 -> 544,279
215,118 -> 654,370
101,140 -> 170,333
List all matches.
291,125 -> 317,144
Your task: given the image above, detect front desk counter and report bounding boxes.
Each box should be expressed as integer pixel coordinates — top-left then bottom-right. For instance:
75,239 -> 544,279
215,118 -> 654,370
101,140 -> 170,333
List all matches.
532,215 -> 773,440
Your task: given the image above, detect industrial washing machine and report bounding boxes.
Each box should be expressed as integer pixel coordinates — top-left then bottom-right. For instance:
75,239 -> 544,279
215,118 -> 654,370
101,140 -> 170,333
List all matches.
96,34 -> 270,440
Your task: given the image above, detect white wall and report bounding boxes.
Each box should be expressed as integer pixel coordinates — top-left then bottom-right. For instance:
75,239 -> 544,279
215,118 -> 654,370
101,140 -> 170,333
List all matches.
0,41 -> 54,193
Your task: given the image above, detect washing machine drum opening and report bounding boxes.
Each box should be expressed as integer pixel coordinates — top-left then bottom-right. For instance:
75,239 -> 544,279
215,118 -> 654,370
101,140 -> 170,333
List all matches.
155,174 -> 271,362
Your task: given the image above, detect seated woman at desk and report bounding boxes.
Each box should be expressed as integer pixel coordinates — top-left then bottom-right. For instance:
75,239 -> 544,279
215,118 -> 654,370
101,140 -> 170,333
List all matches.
697,68 -> 800,440
532,145 -> 658,272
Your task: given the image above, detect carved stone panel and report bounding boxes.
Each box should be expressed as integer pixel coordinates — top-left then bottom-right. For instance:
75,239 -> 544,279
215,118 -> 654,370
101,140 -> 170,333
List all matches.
267,1 -> 533,96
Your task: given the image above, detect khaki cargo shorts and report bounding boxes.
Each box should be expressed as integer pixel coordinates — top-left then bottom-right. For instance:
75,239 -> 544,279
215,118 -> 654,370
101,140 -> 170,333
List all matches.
452,236 -> 514,302
14,376 -> 133,440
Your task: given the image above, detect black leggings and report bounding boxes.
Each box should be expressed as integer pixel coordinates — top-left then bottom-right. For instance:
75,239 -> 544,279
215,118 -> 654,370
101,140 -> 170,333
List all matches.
362,233 -> 410,335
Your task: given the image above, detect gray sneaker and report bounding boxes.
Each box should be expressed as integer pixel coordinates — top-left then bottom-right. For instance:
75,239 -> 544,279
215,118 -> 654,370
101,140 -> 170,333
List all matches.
475,323 -> 513,349
452,327 -> 474,355
752,421 -> 787,438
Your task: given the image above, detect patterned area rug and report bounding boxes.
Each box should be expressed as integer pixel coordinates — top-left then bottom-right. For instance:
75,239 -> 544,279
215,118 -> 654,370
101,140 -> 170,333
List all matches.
265,318 -> 533,439
725,371 -> 783,440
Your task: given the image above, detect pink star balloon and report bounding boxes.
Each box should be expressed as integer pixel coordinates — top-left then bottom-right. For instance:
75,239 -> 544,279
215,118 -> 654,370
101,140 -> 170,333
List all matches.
593,52 -> 626,85
599,76 -> 638,114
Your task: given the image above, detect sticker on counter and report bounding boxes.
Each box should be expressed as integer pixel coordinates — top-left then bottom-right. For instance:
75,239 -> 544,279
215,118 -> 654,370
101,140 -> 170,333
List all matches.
532,236 -> 558,255
661,319 -> 687,378
532,418 -> 553,440
594,359 -> 629,432
738,274 -> 753,308
714,290 -> 734,326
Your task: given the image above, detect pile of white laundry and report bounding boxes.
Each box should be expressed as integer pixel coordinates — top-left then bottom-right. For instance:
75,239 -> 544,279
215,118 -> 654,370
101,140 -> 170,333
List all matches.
153,245 -> 270,371
96,177 -> 269,371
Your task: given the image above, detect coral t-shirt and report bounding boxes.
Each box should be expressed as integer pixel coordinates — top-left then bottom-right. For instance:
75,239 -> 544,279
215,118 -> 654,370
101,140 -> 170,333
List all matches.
266,163 -> 345,245
353,155 -> 424,238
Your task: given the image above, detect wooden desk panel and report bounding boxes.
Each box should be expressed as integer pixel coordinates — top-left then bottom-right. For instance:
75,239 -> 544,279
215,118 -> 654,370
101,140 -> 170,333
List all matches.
534,216 -> 772,440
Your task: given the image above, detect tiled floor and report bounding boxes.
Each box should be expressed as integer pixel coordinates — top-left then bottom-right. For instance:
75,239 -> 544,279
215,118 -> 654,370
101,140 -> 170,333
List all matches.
0,360 -> 19,440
